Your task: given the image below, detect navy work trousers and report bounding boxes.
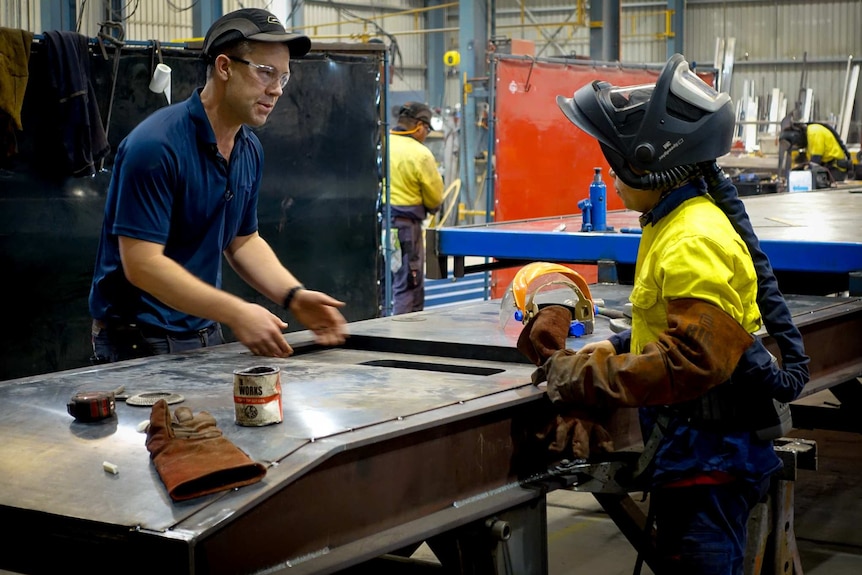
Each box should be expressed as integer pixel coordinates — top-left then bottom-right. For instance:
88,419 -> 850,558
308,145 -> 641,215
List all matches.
391,217 -> 425,315
91,320 -> 224,364
651,478 -> 770,574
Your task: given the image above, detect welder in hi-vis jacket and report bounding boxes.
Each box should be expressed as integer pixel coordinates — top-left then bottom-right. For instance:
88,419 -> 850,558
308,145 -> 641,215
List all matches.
386,102 -> 443,314
517,54 -> 810,575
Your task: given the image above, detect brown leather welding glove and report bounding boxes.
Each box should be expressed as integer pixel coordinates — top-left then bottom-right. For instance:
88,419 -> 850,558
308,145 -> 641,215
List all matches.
517,305 -> 572,366
535,409 -> 615,460
145,399 -> 267,502
540,298 -> 753,409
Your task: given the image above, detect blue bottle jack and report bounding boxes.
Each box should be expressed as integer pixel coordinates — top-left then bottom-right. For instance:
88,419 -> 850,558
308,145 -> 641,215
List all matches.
580,167 -> 612,232
589,167 -> 607,231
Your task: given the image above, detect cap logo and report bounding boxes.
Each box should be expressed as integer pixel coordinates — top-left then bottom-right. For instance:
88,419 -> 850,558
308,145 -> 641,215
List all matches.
267,16 -> 282,25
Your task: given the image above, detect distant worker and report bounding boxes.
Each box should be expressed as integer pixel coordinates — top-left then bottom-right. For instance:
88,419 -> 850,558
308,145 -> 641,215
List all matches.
387,102 -> 444,314
779,122 -> 853,182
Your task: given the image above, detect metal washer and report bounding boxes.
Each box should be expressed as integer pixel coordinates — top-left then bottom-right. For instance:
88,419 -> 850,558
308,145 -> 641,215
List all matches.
124,391 -> 185,406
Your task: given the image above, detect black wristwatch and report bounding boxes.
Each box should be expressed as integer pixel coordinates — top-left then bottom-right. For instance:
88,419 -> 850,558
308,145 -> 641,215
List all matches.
283,285 -> 304,310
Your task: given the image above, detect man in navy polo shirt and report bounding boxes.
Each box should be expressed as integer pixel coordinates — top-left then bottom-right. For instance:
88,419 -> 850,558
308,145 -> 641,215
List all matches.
89,8 -> 347,362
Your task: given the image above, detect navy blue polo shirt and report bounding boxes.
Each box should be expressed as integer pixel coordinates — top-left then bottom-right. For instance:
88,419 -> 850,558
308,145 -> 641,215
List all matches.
89,89 -> 262,333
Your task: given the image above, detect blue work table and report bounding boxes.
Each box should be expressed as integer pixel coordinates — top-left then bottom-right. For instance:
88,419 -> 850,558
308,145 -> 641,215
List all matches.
428,189 -> 862,290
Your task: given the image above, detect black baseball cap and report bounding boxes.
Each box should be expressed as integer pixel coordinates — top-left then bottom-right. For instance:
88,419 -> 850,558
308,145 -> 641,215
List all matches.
202,8 -> 311,59
397,102 -> 433,124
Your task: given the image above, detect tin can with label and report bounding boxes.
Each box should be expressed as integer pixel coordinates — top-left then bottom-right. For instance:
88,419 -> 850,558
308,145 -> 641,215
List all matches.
233,366 -> 283,426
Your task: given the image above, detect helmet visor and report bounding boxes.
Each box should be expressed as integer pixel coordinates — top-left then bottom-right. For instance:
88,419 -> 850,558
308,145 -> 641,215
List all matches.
560,80 -> 655,151
499,263 -> 594,333
601,83 -> 655,113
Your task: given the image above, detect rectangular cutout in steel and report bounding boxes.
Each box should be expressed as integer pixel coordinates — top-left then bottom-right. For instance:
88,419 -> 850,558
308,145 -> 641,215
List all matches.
360,359 -> 504,376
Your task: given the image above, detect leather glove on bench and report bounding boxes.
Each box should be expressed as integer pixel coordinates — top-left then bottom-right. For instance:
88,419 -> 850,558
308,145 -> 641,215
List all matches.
517,305 -> 615,460
146,399 -> 266,502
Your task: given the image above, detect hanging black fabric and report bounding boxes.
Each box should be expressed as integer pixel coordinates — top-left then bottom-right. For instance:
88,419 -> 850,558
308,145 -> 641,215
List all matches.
42,30 -> 109,177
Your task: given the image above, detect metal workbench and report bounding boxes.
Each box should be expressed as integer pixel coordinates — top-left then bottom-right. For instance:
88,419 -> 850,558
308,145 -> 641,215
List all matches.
1,286 -> 861,575
0,293 -> 618,575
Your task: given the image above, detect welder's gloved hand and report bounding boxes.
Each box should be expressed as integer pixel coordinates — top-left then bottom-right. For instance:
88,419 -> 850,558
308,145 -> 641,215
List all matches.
535,409 -> 615,461
516,305 -> 571,366
541,299 -> 753,410
145,399 -> 266,502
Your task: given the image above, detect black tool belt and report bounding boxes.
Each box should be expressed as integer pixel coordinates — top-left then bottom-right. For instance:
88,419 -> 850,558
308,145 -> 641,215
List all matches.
665,379 -> 791,441
93,319 -> 218,341
626,381 -> 792,488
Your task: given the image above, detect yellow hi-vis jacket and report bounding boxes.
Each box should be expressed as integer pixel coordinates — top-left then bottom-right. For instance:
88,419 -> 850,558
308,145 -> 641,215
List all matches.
805,123 -> 847,165
388,132 -> 443,217
630,195 -> 761,356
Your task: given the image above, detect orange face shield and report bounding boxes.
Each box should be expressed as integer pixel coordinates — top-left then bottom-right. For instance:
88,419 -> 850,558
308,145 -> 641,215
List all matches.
499,262 -> 595,336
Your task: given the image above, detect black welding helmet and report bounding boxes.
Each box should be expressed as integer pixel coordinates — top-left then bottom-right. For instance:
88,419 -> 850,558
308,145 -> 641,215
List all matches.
556,53 -> 735,190
778,124 -> 807,150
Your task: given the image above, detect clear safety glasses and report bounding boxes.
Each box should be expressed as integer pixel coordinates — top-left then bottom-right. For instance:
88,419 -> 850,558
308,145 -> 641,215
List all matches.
228,56 -> 290,89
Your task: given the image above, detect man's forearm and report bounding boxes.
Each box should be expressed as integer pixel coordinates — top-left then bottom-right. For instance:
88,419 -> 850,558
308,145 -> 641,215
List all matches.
225,233 -> 301,305
125,251 -> 248,325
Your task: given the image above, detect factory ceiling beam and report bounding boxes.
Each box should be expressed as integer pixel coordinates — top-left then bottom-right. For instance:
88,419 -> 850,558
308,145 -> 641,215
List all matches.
666,0 -> 684,58
40,0 -> 76,31
427,0 -> 446,109
590,0 -> 621,62
192,0 -> 222,39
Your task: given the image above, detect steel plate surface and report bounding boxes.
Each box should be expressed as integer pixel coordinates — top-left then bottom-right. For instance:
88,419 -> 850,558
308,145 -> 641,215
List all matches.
0,344 -> 539,534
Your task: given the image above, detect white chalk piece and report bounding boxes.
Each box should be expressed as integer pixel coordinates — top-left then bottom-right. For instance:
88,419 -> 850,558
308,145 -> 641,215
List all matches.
103,461 -> 119,475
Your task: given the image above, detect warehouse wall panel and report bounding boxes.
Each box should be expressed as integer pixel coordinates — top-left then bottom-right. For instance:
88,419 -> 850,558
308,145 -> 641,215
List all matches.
686,0 -> 862,141
122,1 -> 193,44
302,1 -> 425,94
495,0 -> 590,58
0,1 -> 40,31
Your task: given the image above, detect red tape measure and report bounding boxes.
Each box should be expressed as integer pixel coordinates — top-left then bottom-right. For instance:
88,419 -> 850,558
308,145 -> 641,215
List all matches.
67,391 -> 117,422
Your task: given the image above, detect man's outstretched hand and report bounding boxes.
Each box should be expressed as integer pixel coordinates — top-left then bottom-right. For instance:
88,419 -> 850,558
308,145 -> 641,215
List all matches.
289,289 -> 349,346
